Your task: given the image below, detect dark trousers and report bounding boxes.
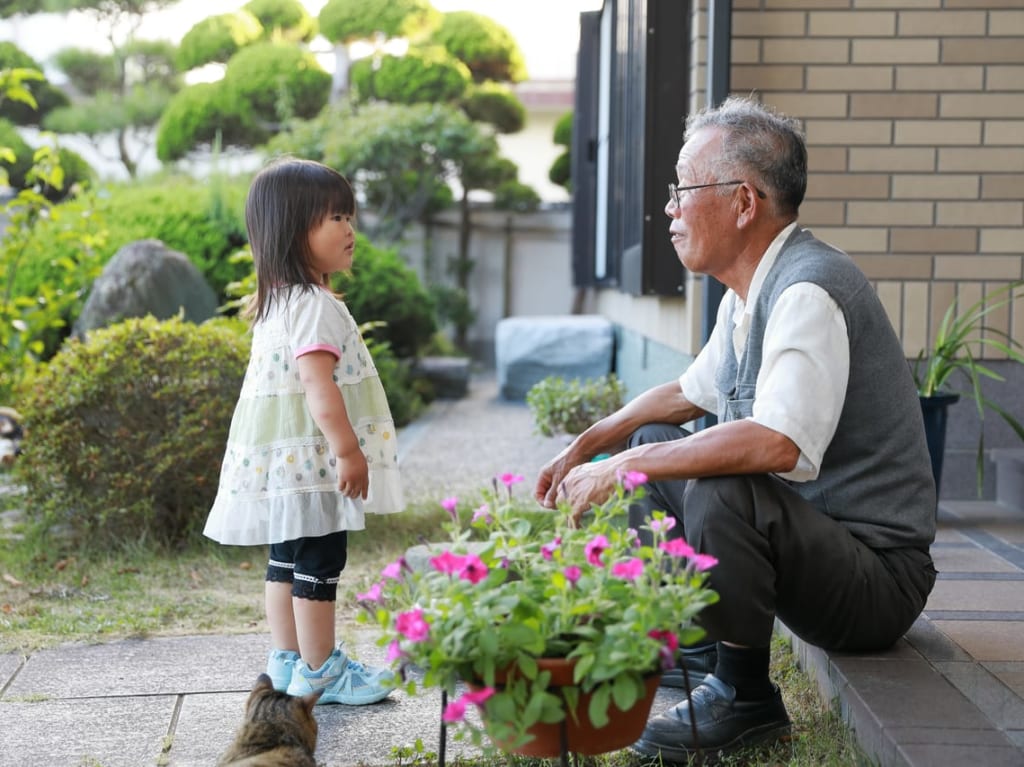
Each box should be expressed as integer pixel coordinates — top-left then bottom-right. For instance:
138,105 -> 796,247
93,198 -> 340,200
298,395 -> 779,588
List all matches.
627,423 -> 936,651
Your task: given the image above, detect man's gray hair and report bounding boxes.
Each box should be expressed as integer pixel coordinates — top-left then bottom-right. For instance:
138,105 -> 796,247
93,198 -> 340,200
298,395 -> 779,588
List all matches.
685,96 -> 807,216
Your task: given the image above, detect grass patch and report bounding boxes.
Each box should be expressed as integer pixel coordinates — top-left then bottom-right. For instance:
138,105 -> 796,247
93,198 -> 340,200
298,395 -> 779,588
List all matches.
0,487 -> 867,766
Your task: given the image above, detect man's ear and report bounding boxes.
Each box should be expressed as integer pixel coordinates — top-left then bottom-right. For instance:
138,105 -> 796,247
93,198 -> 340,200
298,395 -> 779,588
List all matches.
733,183 -> 761,229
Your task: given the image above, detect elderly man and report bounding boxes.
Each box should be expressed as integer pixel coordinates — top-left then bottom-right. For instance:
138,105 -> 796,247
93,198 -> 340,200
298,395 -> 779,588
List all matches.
534,96 -> 937,763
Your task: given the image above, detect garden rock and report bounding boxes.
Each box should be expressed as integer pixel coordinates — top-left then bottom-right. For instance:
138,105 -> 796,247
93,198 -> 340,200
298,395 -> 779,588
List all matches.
73,239 -> 218,336
495,315 -> 614,400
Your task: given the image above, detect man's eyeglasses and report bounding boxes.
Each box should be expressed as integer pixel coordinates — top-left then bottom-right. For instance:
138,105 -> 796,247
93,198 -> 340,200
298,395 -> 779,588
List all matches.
668,180 -> 767,207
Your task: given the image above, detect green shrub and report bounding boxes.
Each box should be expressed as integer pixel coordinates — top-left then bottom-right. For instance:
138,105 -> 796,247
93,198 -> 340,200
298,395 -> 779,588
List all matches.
350,47 -> 470,106
362,327 -> 425,426
156,82 -> 261,162
244,0 -> 316,42
461,80 -> 524,133
177,11 -> 264,71
428,10 -> 527,83
0,42 -> 70,125
526,374 -> 626,437
317,0 -> 439,44
14,315 -> 250,548
493,179 -> 540,212
222,42 -> 330,121
0,117 -> 33,187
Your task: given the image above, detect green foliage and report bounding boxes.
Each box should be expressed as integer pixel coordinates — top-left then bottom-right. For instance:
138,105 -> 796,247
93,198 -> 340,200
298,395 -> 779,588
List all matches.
318,0 -> 439,44
429,10 -> 527,83
553,110 -> 573,147
0,147 -> 105,402
244,0 -> 316,42
0,43 -> 69,125
462,81 -> 525,134
122,39 -> 181,91
526,375 -> 626,437
493,179 -> 540,213
333,233 -> 437,359
14,315 -> 250,548
549,111 -> 573,190
52,47 -> 119,95
155,82 -> 259,162
0,117 -> 32,187
0,119 -> 92,201
362,328 -> 425,427
222,41 -> 330,121
176,11 -> 264,71
350,47 -> 471,106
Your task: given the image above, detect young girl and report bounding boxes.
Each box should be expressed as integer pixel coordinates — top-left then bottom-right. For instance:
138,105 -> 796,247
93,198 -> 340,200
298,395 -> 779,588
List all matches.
205,157 -> 404,705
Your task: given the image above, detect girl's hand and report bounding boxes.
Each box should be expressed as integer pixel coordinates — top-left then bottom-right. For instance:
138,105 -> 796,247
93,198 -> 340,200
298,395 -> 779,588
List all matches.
336,446 -> 369,500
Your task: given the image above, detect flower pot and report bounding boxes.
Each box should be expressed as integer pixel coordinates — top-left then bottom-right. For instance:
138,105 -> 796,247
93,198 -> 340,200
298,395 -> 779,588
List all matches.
473,657 -> 661,757
920,391 -> 960,496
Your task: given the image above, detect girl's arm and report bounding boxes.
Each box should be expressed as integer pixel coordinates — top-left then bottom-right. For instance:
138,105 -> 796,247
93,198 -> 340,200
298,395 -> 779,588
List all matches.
296,350 -> 369,499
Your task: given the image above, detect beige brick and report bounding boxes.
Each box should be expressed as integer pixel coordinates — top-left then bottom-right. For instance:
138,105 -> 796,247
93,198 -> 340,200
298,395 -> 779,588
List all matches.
799,200 -> 847,225
849,147 -> 936,171
734,0 -> 760,8
807,146 -> 849,171
982,174 -> 1024,199
852,93 -> 938,118
892,174 -> 979,200
896,65 -> 984,91
812,227 -> 891,252
988,66 -> 1024,90
807,66 -> 893,91
939,147 -> 1024,172
989,10 -> 1024,35
763,92 -> 849,118
762,0 -> 849,7
946,0 -> 1024,7
980,228 -> 1024,254
806,173 -> 890,199
763,38 -> 851,64
731,39 -> 762,64
733,65 -> 805,91
891,227 -> 979,252
941,93 -> 1024,118
733,11 -> 808,37
853,39 -> 939,64
876,281 -> 903,333
983,121 -> 1024,145
805,119 -> 894,144
944,38 -> 1024,64
894,119 -> 982,145
898,10 -> 987,36
855,254 -> 936,277
808,11 -> 896,36
935,256 -> 1024,280
936,201 -> 1023,226
856,0 -> 940,7
1013,282 -> 1024,350
903,281 -> 931,354
929,282 -> 956,347
849,201 -> 934,226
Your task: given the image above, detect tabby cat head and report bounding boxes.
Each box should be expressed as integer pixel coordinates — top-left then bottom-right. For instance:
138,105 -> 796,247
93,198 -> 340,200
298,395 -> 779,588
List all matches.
244,673 -> 322,752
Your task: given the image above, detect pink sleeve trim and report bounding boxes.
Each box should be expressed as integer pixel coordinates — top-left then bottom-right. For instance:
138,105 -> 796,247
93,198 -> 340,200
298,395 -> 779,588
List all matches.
295,343 -> 341,360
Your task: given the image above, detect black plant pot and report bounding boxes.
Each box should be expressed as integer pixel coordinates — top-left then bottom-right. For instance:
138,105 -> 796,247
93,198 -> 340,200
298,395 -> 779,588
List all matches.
920,392 -> 961,495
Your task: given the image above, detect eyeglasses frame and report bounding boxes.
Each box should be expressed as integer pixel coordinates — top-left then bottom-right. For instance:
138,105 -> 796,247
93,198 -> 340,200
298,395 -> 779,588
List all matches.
668,180 -> 767,207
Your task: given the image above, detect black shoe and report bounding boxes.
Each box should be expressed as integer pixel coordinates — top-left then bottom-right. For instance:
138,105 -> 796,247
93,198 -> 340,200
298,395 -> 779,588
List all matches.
659,643 -> 717,689
632,674 -> 791,765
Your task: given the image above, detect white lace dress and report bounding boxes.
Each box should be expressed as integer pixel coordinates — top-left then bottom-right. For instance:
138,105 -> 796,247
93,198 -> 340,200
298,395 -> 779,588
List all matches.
204,286 -> 404,545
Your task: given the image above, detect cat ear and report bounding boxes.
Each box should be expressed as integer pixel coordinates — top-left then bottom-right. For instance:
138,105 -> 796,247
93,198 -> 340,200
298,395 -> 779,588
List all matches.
254,673 -> 275,692
303,688 -> 324,710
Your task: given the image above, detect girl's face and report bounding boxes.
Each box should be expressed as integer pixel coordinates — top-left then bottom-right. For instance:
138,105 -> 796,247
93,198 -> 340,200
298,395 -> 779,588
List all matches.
307,212 -> 356,277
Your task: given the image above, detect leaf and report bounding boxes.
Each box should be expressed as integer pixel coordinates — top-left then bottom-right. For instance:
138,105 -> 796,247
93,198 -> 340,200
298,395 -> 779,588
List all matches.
587,683 -> 612,728
2,572 -> 24,587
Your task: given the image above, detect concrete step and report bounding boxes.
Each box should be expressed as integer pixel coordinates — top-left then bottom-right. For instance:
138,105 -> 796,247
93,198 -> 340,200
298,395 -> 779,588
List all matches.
990,447 -> 1024,513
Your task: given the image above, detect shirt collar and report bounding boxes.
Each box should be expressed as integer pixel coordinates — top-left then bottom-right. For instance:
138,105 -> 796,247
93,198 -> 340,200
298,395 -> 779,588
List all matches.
734,221 -> 800,320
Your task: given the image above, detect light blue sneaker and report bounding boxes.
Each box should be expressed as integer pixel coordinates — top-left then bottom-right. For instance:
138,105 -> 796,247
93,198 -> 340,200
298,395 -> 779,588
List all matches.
286,647 -> 395,705
266,649 -> 300,692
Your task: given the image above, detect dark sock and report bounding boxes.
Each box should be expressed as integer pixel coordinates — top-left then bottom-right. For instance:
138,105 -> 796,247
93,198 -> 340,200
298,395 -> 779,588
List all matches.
713,643 -> 774,701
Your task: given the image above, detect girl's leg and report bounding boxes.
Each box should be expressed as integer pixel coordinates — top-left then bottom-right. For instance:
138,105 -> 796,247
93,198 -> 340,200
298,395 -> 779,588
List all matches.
265,580 -> 298,652
293,597 -> 336,670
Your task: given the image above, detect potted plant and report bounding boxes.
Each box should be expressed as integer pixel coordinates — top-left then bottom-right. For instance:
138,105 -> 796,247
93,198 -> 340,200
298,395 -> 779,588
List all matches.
912,280 -> 1024,495
526,374 -> 626,438
357,472 -> 719,758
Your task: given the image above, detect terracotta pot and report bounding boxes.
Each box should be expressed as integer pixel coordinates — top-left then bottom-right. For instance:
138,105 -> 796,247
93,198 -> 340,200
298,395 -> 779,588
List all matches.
473,657 -> 661,757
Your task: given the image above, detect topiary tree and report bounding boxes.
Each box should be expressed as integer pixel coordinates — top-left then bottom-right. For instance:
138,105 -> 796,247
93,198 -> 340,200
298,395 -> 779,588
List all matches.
549,109 -> 572,190
461,80 -> 525,134
244,0 -> 316,43
176,10 -> 263,71
350,46 -> 470,105
221,41 -> 331,124
317,0 -> 440,98
155,82 -> 258,162
14,315 -> 251,548
0,43 -> 70,126
428,10 -> 527,84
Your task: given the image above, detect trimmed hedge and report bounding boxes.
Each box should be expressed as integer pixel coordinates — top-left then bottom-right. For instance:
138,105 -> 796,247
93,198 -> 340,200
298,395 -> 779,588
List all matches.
177,11 -> 264,71
350,47 -> 470,105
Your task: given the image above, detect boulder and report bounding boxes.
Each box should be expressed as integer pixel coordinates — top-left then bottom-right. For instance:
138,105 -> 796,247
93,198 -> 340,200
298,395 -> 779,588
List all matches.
414,355 -> 472,399
74,239 -> 218,336
495,315 -> 614,401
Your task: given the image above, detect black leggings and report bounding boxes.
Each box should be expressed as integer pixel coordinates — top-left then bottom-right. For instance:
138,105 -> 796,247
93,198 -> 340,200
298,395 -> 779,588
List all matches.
266,529 -> 348,602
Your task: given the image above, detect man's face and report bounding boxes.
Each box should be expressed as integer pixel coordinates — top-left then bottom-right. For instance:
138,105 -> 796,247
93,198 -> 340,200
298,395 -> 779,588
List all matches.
665,128 -> 734,277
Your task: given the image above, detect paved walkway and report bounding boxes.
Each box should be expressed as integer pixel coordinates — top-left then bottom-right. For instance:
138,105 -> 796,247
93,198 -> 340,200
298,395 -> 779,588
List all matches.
1,373 -> 1023,766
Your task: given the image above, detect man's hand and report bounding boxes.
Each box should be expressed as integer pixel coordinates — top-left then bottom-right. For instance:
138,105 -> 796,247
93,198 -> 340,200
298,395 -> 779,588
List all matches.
555,460 -> 619,525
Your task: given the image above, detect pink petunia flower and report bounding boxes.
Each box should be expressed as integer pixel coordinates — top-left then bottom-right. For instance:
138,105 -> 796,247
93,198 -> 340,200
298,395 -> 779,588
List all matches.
541,536 -> 562,561
395,608 -> 430,642
463,687 -> 495,706
381,558 -> 406,580
618,469 -> 649,492
650,516 -> 677,533
585,534 -> 610,566
355,582 -> 383,602
459,554 -> 489,584
691,553 -> 719,571
442,698 -> 468,722
385,640 -> 404,662
441,496 -> 459,519
611,557 -> 645,581
430,550 -> 467,574
648,629 -> 680,670
563,565 -> 582,584
472,503 -> 492,524
499,472 -> 525,488
660,538 -> 696,559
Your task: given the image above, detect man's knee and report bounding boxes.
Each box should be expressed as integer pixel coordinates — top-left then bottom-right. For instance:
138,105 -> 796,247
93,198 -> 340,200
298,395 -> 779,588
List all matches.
684,476 -> 756,536
628,422 -> 688,448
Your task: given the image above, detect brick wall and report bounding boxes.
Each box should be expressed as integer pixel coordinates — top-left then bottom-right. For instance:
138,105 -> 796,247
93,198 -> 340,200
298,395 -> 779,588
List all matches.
688,0 -> 1024,360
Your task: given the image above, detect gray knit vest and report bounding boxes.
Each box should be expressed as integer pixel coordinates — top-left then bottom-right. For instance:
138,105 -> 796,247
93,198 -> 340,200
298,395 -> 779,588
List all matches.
714,227 -> 936,549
